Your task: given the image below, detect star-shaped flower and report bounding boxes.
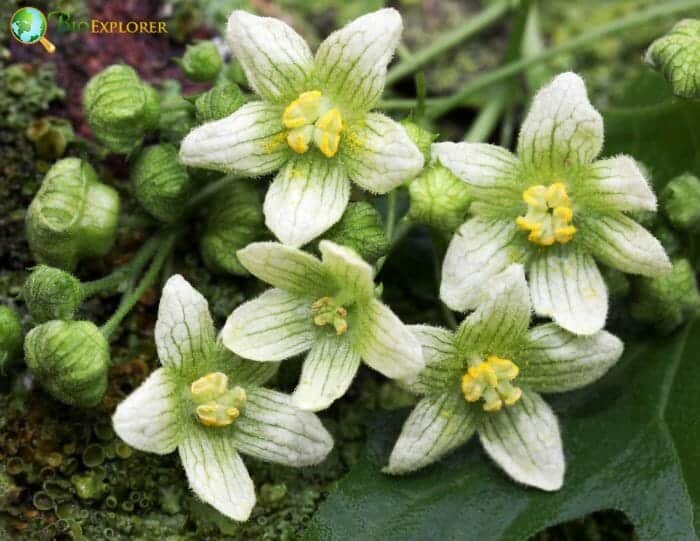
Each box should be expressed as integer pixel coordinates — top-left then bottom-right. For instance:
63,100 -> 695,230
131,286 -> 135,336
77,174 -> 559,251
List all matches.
432,72 -> 671,335
113,275 -> 333,521
180,9 -> 424,247
385,265 -> 623,490
221,241 -> 423,411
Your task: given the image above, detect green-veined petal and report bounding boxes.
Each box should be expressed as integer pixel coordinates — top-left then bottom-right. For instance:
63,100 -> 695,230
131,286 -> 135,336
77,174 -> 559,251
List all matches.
179,430 -> 255,521
517,72 -> 603,174
221,288 -> 316,362
237,241 -> 332,297
226,10 -> 313,103
583,156 -> 656,212
440,218 -> 528,312
292,332 -> 361,411
155,275 -> 216,372
179,102 -> 288,176
233,387 -> 333,466
319,240 -> 375,301
384,393 -> 478,474
263,156 -> 350,247
529,246 -> 608,336
478,389 -> 564,491
314,8 -> 402,112
408,325 -> 460,394
581,212 -> 672,277
341,113 -> 424,194
516,323 -> 623,393
351,298 -> 423,380
454,265 -> 531,356
113,368 -> 180,454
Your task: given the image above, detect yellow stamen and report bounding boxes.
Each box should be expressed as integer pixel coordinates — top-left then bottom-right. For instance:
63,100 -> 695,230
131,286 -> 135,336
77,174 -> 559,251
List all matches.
311,296 -> 349,335
461,356 -> 522,412
282,93 -> 344,157
516,182 -> 576,246
282,90 -> 323,129
287,126 -> 312,154
191,372 -> 247,428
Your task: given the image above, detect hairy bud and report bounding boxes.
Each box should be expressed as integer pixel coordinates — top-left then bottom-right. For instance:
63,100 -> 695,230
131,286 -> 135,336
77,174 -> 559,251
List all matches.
408,164 -> 472,232
179,41 -> 223,82
23,266 -> 84,323
322,202 -> 389,263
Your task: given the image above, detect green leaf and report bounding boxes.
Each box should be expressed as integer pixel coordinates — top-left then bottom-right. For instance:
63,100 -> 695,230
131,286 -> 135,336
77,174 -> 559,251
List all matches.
303,320 -> 700,541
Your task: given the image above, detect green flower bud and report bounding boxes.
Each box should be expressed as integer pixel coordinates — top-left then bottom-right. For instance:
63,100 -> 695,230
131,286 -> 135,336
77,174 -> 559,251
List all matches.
178,41 -> 223,82
645,19 -> 700,99
25,320 -> 109,407
0,306 -> 23,372
23,266 -> 84,323
408,164 -> 472,232
25,116 -> 74,159
200,180 -> 264,275
661,173 -> 700,232
323,202 -> 389,263
132,144 -> 193,222
631,258 -> 700,335
26,158 -> 120,271
83,65 -> 160,154
158,80 -> 197,143
195,82 -> 246,123
400,120 -> 436,163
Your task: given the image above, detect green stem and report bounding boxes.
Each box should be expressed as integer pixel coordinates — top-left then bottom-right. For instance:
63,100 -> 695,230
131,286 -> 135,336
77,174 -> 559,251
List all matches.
186,174 -> 239,210
100,234 -> 177,341
385,191 -> 397,241
463,89 -> 509,142
80,236 -> 161,297
426,0 -> 700,119
385,0 -> 511,86
430,231 -> 457,330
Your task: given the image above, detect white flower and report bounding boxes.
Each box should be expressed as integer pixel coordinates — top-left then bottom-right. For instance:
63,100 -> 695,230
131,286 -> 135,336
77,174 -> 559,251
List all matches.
220,240 -> 423,412
180,9 -> 424,247
112,275 -> 333,522
433,72 -> 671,336
385,265 -> 623,491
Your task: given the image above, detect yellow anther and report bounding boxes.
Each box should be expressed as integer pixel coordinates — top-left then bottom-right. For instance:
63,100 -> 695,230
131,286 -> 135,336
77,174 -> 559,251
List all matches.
191,372 -> 246,428
311,296 -> 349,335
282,90 -> 323,129
461,356 -> 522,412
317,131 -> 341,158
317,108 -> 343,132
287,126 -> 312,154
516,182 -> 576,246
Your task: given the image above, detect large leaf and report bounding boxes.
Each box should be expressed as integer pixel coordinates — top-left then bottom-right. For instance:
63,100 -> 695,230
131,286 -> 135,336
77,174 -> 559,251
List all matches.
303,319 -> 700,541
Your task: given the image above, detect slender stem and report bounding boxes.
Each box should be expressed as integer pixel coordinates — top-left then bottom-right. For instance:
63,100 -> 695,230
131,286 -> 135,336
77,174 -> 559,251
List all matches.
385,191 -> 397,241
396,43 -> 413,61
80,236 -> 161,297
385,0 -> 511,86
463,89 -> 509,142
430,231 -> 457,330
426,0 -> 700,119
375,218 -> 413,274
186,174 -> 239,210
100,234 -> 177,340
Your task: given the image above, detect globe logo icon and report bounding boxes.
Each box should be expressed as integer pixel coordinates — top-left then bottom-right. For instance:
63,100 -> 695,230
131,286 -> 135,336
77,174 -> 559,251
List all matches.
9,7 -> 56,53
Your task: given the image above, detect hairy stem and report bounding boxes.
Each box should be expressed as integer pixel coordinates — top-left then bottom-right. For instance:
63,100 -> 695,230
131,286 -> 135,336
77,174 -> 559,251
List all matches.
427,0 -> 700,119
385,0 -> 511,86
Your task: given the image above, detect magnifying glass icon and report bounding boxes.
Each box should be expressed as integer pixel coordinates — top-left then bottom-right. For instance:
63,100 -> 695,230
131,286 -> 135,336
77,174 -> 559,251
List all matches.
9,7 -> 56,54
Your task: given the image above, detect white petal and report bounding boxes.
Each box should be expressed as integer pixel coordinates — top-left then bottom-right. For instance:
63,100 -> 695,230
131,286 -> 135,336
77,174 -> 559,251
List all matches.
517,323 -> 623,393
517,72 -> 603,172
384,394 -> 477,474
455,265 -> 531,355
479,389 -> 564,491
341,113 -> 424,194
227,10 -> 313,103
314,8 -> 401,112
237,242 -> 331,296
179,102 -> 289,176
351,298 -> 423,380
319,240 -> 375,301
292,333 -> 361,411
179,431 -> 255,521
407,325 -> 460,394
156,275 -> 216,371
440,218 -> 528,311
226,355 -> 280,387
264,156 -> 350,247
221,288 -> 316,362
529,247 -> 608,336
113,368 -> 180,454
233,387 -> 333,466
582,212 -> 672,277
431,142 -> 522,205
584,156 -> 657,212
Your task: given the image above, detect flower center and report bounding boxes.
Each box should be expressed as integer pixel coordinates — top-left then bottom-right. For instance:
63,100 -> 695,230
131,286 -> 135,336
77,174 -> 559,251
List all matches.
461,355 -> 522,412
515,182 -> 576,246
190,372 -> 246,428
311,296 -> 348,335
282,90 -> 344,158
